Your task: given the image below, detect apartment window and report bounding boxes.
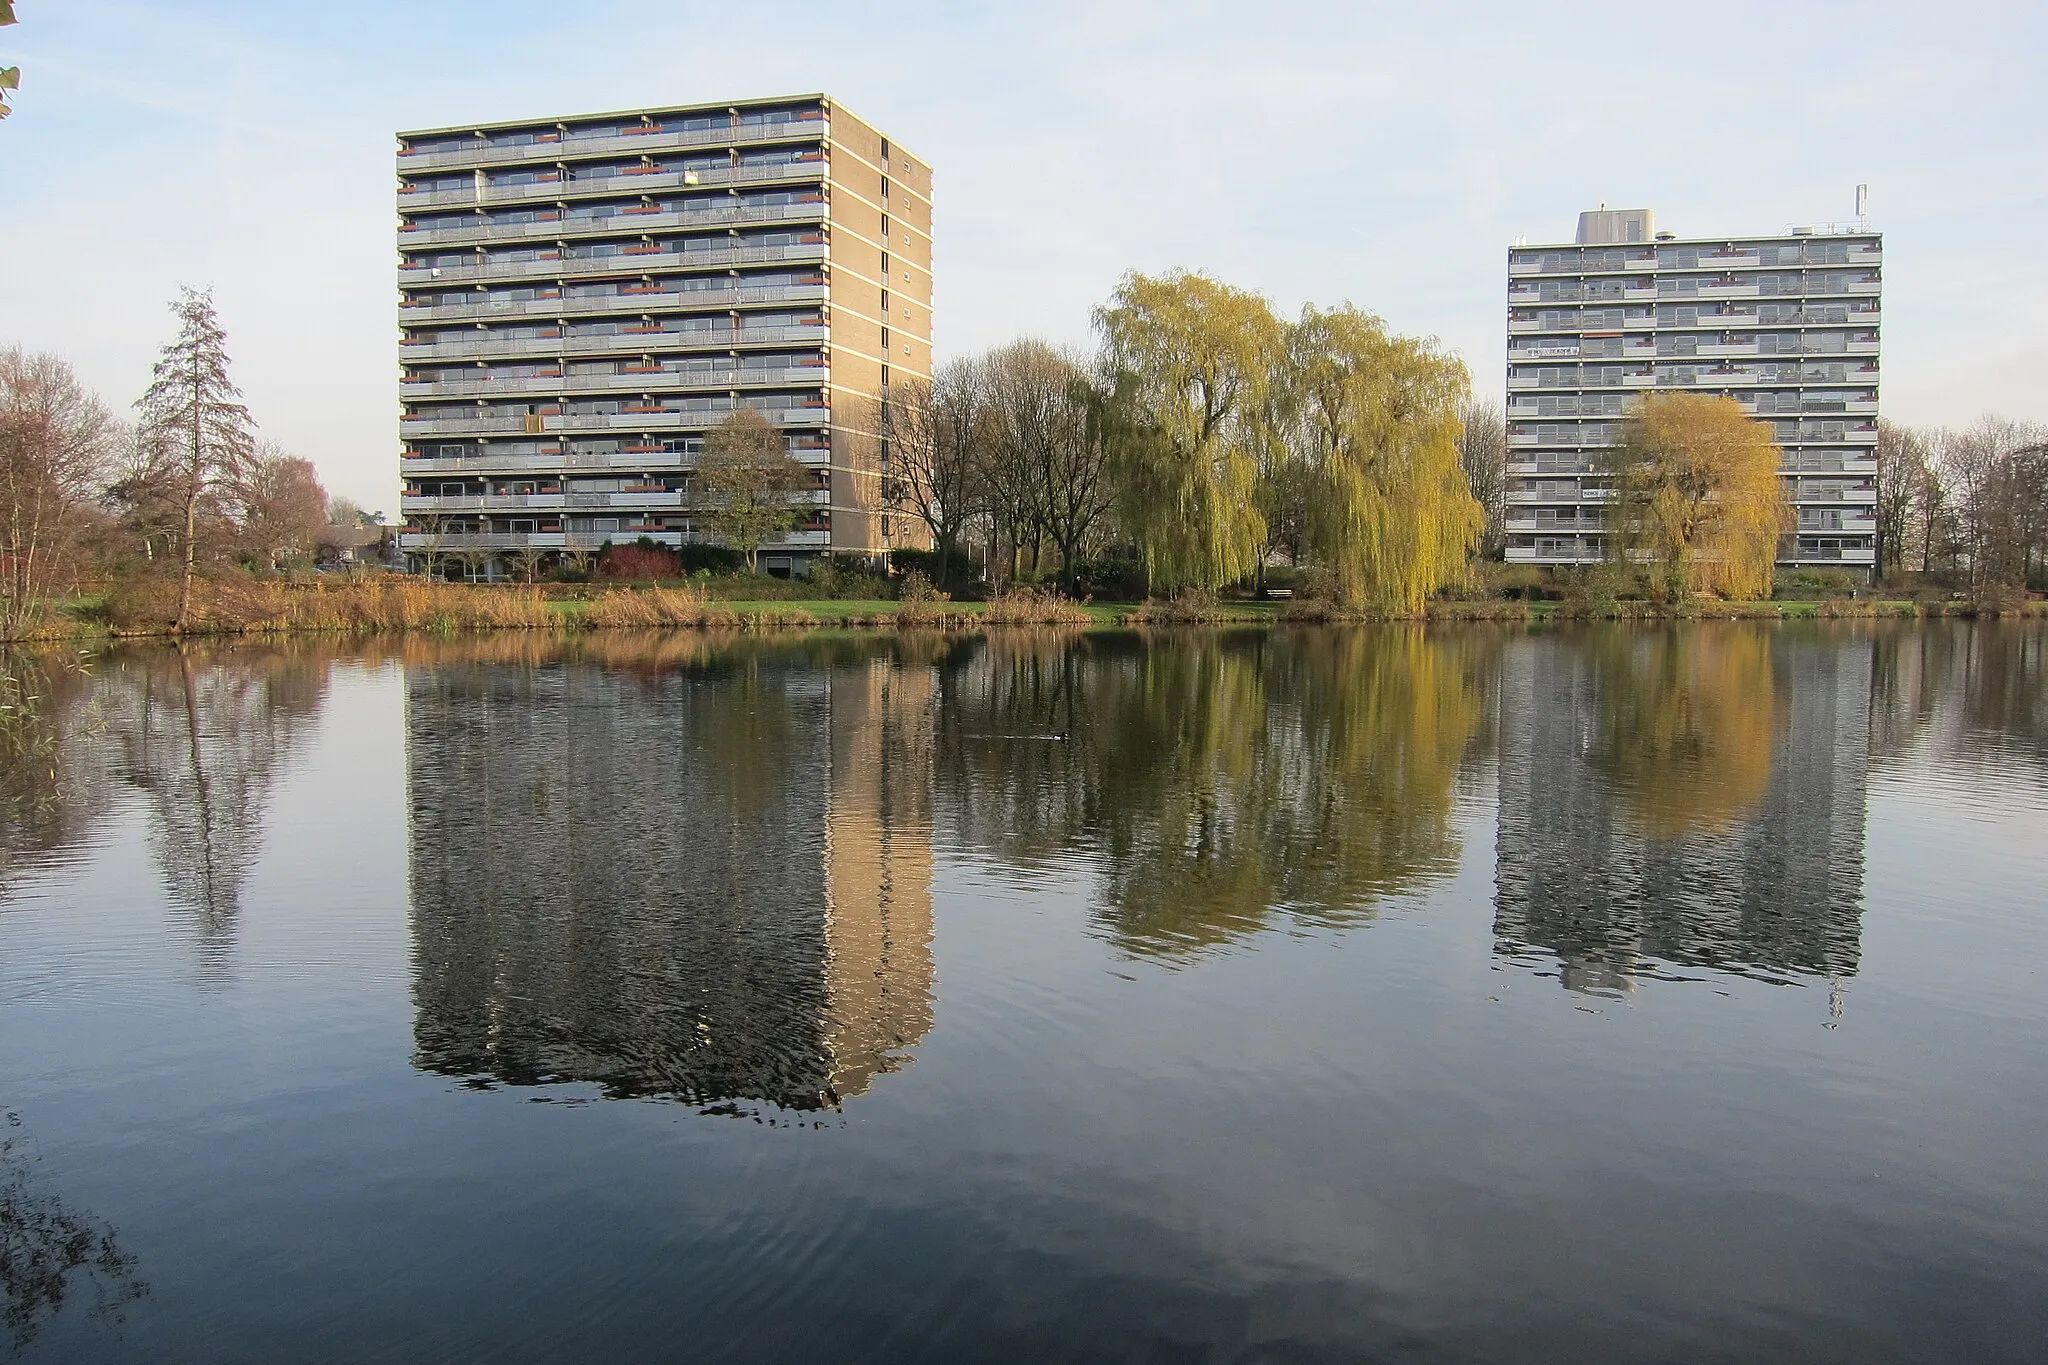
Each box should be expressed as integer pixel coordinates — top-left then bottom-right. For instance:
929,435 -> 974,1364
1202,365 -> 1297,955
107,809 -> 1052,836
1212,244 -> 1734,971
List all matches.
881,327 -> 892,352
881,290 -> 891,314
881,178 -> 891,202
881,252 -> 891,276
881,215 -> 891,240
881,138 -> 892,163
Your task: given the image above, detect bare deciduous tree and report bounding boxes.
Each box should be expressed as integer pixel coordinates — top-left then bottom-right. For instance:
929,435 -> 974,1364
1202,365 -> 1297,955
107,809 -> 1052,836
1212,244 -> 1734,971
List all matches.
0,349 -> 117,638
696,408 -> 808,572
1875,419 -> 1932,581
881,362 -> 984,592
240,443 -> 328,570
1457,396 -> 1508,561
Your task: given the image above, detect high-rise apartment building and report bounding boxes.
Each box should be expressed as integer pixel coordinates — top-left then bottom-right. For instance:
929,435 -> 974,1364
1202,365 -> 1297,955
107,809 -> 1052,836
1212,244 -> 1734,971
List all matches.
1505,207 -> 1881,574
395,95 -> 931,578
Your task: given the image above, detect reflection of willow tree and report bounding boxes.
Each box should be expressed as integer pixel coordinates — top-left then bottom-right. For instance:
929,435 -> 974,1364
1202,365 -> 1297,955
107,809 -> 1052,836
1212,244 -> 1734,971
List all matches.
0,1110 -> 147,1351
1495,627 -> 1869,991
0,652 -> 112,894
95,645 -> 325,971
938,628 -> 1493,960
1589,627 -> 1780,835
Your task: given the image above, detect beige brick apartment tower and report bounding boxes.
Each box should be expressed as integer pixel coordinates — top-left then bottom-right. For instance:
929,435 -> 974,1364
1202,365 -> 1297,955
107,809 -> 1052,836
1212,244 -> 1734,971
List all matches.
395,94 -> 932,577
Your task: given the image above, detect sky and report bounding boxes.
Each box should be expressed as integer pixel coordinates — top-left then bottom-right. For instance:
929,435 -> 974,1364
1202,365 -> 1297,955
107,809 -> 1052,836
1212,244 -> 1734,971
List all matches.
1,0 -> 2043,513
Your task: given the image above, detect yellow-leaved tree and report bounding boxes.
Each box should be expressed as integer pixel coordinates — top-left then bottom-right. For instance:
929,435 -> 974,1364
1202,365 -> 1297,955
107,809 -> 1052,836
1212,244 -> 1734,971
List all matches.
1284,305 -> 1481,611
1606,392 -> 1790,601
1096,271 -> 1283,593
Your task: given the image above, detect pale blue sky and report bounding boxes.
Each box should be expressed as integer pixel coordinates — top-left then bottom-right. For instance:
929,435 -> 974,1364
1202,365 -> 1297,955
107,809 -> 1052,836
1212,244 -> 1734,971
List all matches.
2,0 -> 2042,510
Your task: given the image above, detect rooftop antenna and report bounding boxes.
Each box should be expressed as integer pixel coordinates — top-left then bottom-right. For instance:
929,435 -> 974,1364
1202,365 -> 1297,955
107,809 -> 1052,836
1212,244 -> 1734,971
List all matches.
1855,183 -> 1869,228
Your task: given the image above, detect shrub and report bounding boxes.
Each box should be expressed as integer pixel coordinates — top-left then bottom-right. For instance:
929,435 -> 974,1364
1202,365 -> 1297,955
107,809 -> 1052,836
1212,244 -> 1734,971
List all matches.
581,585 -> 714,629
890,546 -> 976,588
1128,589 -> 1226,625
1773,568 -> 1859,601
598,541 -> 682,581
983,587 -> 1090,627
677,543 -> 746,576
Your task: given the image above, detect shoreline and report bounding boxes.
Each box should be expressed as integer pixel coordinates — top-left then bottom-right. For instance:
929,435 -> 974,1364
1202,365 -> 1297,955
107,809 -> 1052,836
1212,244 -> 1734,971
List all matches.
9,589 -> 2041,645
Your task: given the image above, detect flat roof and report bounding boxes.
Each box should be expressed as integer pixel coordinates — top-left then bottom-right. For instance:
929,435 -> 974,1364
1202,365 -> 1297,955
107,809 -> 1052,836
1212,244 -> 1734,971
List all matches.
1514,227 -> 1881,250
396,93 -> 927,167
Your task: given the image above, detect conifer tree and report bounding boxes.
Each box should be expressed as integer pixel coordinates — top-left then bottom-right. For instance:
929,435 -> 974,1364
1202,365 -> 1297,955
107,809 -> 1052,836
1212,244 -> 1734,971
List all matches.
135,287 -> 256,632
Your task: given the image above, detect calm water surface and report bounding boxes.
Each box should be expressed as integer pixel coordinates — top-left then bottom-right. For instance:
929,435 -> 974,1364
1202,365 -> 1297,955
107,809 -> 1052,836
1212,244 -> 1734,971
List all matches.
1,623 -> 2044,1363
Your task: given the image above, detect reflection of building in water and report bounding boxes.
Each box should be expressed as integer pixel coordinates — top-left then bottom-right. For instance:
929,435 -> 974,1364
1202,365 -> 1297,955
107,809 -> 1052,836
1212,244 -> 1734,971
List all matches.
1494,631 -> 1869,991
407,651 -> 933,1108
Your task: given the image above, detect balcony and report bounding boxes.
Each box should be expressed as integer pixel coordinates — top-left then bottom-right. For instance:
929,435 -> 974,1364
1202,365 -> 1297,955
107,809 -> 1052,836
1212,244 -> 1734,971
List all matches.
397,117 -> 830,173
399,201 -> 826,262
401,322 -> 828,362
403,240 -> 826,297
400,274 -> 828,324
400,406 -> 829,437
398,163 -> 826,236
403,243 -> 829,288
402,493 -> 569,512
401,365 -> 828,399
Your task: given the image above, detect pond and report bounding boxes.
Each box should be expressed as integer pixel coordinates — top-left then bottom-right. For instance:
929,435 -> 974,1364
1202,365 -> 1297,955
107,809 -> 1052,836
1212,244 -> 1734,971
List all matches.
1,622 -> 2044,1363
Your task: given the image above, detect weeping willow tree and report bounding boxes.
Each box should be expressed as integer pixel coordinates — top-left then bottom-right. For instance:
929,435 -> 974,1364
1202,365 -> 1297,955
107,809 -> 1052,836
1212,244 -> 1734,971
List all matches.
1606,393 -> 1790,601
1096,271 -> 1283,592
1284,305 -> 1481,611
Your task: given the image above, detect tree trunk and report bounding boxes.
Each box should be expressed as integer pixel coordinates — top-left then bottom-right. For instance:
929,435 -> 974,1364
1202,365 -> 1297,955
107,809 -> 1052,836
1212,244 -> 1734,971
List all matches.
177,349 -> 202,635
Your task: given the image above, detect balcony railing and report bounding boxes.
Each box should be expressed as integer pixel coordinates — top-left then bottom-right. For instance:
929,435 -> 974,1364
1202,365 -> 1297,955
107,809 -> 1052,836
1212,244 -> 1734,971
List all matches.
399,162 -> 824,236
401,365 -> 828,399
399,268 -> 827,323
400,406 -> 829,437
402,241 -> 824,289
399,203 -> 825,268
399,117 -> 829,172
401,321 -> 827,362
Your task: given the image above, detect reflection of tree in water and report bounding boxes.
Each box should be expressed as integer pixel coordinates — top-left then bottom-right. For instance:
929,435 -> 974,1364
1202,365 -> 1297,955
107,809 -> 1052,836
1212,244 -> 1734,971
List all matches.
0,1110 -> 146,1352
93,645 -> 325,973
1495,627 -> 1869,992
937,628 -> 1495,961
1871,620 -> 2048,777
407,637 -> 935,1110
0,652 -> 113,896
1590,629 -> 1779,836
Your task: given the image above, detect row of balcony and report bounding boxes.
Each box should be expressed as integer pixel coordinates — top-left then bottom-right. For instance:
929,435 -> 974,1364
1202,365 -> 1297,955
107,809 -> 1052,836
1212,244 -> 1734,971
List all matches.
401,161 -> 827,213
1511,338 -> 1885,363
400,406 -> 828,437
400,202 -> 824,262
399,163 -> 823,236
402,322 -> 828,362
1509,279 -> 1879,305
1509,311 -> 1879,334
1507,247 -> 1882,277
1511,396 -> 1879,416
401,364 -> 826,399
397,528 -> 832,551
399,488 -> 831,512
400,271 -> 828,324
402,243 -> 825,290
401,447 -> 827,476
398,116 -> 830,172
1509,429 -> 1879,451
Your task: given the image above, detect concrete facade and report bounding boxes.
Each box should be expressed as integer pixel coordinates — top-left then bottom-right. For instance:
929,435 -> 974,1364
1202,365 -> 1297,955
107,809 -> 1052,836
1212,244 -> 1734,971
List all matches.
1506,209 -> 1881,573
395,94 -> 931,578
